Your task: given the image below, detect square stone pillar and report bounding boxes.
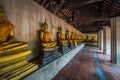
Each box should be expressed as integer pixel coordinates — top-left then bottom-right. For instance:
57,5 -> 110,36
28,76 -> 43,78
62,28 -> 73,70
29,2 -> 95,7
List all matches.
103,26 -> 111,55
111,17 -> 120,64
97,30 -> 103,52
97,31 -> 101,48
100,30 -> 104,52
103,27 -> 106,53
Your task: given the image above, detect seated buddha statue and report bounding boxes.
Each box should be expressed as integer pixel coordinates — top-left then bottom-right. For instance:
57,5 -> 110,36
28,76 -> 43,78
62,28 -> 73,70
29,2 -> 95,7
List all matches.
85,35 -> 89,41
80,34 -> 84,41
72,32 -> 78,46
40,20 -> 57,48
0,9 -> 14,50
91,36 -> 97,42
65,30 -> 72,43
57,26 -> 68,45
70,32 -> 74,40
74,33 -> 77,40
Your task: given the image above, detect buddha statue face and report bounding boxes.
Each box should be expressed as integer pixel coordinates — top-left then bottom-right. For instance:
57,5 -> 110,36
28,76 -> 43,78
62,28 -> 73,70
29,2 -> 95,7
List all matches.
44,24 -> 48,32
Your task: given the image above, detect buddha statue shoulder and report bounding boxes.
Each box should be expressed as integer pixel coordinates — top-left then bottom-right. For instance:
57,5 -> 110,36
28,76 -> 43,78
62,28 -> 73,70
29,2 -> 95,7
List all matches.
40,20 -> 56,48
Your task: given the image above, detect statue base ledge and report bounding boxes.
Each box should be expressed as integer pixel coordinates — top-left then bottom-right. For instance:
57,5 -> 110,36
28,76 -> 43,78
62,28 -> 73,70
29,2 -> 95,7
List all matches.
58,43 -> 71,54
39,46 -> 62,65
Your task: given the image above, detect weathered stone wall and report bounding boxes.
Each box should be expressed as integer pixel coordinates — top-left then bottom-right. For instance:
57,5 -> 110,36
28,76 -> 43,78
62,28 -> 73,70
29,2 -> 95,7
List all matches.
0,0 -> 82,57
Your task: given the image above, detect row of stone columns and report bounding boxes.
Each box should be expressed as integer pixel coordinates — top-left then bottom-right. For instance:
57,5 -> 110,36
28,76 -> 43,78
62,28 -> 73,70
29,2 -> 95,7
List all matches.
97,17 -> 120,64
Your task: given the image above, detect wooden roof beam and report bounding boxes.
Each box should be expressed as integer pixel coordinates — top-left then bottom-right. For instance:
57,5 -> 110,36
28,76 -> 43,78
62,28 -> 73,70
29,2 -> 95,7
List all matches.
62,0 -> 103,9
68,17 -> 110,23
107,0 -> 117,17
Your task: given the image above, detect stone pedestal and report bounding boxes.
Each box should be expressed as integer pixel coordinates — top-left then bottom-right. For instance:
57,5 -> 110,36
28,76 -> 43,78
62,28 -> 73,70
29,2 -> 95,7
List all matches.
39,46 -> 62,65
0,42 -> 38,80
58,43 -> 71,54
23,43 -> 85,80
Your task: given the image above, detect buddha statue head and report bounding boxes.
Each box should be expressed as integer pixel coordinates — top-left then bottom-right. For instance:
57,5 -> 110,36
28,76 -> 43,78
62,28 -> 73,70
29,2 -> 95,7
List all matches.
41,19 -> 48,32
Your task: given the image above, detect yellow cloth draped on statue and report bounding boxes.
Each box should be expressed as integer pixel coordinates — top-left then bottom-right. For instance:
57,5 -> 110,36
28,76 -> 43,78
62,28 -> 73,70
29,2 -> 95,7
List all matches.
40,20 -> 57,48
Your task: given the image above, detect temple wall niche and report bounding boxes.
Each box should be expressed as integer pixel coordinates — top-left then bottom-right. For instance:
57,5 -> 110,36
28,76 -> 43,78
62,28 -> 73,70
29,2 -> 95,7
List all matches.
0,0 -> 82,57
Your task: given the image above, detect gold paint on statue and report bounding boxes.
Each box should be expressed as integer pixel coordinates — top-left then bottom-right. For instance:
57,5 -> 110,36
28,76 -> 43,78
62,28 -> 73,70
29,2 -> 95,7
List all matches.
65,30 -> 70,40
57,26 -> 68,44
40,20 -> 57,48
0,11 -> 14,43
0,6 -> 14,51
0,6 -> 37,80
65,30 -> 73,43
70,32 -> 74,40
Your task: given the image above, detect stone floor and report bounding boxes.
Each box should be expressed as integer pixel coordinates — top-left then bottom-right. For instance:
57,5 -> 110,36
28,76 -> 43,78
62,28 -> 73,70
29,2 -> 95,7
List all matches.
53,46 -> 120,80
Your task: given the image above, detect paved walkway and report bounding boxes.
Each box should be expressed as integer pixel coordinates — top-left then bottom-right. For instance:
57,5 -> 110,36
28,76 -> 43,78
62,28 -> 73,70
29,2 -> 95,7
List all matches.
53,46 -> 120,80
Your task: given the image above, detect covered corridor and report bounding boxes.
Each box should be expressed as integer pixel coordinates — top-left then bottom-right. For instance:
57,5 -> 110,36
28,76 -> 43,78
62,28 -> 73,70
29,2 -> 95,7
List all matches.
53,46 -> 120,80
0,0 -> 120,80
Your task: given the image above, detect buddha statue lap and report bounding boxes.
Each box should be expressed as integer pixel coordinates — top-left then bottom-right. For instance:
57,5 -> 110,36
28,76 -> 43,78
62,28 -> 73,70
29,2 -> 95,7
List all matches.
40,20 -> 57,49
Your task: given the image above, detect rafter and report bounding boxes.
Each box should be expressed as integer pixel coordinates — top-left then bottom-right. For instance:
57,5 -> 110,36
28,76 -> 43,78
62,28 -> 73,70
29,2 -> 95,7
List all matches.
62,0 -> 103,9
68,17 -> 110,23
107,0 -> 117,17
58,10 -> 70,22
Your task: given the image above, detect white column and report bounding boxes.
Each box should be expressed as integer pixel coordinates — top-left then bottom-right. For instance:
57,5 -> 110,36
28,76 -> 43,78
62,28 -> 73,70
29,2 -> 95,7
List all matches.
103,27 -> 106,53
100,30 -> 104,52
97,31 -> 101,49
103,27 -> 111,55
111,17 -> 116,63
111,17 -> 120,64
